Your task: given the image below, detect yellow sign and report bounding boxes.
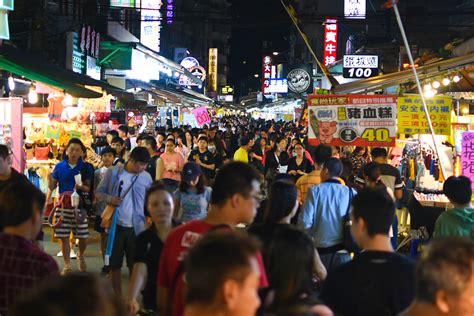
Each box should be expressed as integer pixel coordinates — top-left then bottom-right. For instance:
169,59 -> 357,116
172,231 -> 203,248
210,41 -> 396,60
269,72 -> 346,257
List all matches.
221,86 -> 233,94
208,48 -> 218,93
397,95 -> 452,136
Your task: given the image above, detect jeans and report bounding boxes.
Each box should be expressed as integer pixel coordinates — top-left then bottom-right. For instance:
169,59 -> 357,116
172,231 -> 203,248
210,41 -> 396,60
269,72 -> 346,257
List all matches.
320,251 -> 351,272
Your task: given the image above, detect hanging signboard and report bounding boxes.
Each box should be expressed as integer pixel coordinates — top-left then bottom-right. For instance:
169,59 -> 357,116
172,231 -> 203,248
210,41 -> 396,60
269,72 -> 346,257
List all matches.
344,0 -> 366,19
461,131 -> 474,190
397,95 -> 452,136
308,94 -> 397,147
343,55 -> 379,78
323,18 -> 338,66
262,55 -> 272,95
208,48 -> 218,93
0,98 -> 22,171
192,107 -> 211,126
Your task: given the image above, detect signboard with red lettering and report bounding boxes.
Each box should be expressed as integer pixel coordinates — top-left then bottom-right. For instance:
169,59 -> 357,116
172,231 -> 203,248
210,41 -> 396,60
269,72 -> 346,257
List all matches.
262,55 -> 272,95
308,94 -> 397,147
323,18 -> 338,66
192,107 -> 211,126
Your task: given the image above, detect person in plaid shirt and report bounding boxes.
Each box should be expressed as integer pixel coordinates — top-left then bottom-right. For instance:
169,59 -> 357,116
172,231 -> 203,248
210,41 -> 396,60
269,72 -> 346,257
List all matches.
0,182 -> 58,315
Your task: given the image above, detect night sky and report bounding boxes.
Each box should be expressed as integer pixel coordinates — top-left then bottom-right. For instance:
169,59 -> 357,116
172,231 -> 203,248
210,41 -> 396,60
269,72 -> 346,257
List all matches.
228,0 -> 291,96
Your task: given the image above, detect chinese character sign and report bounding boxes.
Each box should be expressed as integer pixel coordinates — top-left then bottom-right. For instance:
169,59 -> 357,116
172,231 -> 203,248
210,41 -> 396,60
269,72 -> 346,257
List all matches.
397,95 -> 452,136
344,0 -> 366,19
192,107 -> 211,126
141,0 -> 162,52
461,132 -> 474,190
307,95 -> 397,147
323,19 -> 338,66
208,48 -> 218,93
262,56 -> 272,94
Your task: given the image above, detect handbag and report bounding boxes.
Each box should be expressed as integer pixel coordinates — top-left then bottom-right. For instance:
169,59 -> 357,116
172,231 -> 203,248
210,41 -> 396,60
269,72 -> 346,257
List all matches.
342,187 -> 360,253
34,145 -> 50,160
101,175 -> 139,229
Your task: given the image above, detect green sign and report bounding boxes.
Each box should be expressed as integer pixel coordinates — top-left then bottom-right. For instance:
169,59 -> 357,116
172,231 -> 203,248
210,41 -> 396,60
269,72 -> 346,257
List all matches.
110,0 -> 135,7
69,130 -> 82,139
0,0 -> 13,40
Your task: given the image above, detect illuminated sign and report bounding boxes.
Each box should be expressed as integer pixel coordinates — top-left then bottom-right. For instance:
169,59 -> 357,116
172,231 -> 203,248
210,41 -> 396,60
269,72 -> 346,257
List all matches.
343,55 -> 379,78
323,18 -> 338,66
0,0 -> 14,40
262,55 -> 272,94
179,57 -> 206,87
141,0 -> 162,52
166,0 -> 174,24
110,0 -> 135,7
221,86 -> 234,94
209,48 -> 218,93
268,78 -> 288,93
345,0 -> 366,19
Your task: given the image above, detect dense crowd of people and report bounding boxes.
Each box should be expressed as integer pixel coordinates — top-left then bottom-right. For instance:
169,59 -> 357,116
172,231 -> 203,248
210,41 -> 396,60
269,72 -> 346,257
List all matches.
0,118 -> 473,316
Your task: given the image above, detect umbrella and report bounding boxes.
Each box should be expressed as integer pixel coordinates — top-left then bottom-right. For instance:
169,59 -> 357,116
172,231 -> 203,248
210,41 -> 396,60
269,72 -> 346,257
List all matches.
104,208 -> 118,266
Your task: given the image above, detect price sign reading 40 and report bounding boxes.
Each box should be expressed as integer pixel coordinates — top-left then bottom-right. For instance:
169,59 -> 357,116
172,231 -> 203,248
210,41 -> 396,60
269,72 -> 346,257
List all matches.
361,128 -> 391,142
192,107 -> 211,126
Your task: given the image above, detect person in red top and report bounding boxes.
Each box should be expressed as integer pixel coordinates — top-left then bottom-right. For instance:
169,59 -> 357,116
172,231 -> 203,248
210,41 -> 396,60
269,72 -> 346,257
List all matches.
157,162 -> 268,316
0,182 -> 59,315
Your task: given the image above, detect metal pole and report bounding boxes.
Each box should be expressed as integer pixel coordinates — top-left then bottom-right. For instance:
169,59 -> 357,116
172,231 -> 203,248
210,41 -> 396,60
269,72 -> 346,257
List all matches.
392,0 -> 447,179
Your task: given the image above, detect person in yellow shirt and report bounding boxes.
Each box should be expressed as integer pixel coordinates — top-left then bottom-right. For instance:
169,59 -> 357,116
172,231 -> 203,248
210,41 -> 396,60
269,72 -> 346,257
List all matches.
233,136 -> 252,163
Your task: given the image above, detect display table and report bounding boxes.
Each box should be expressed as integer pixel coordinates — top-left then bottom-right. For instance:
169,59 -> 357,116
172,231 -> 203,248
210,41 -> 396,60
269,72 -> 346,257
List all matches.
407,191 -> 448,237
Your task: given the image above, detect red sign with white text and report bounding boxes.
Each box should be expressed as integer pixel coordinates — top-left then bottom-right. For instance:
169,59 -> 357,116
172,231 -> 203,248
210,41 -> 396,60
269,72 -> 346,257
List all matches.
262,56 -> 272,95
323,19 -> 338,66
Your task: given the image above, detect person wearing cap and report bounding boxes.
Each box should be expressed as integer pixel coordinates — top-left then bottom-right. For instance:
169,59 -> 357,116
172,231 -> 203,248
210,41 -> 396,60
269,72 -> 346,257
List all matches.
174,162 -> 212,223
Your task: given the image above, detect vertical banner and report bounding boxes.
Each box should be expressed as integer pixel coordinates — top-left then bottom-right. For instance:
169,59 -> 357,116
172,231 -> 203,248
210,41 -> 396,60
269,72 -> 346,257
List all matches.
0,98 -> 23,171
461,132 -> 474,190
397,95 -> 452,136
323,18 -> 338,66
208,48 -> 218,93
308,94 -> 397,147
262,55 -> 272,95
140,0 -> 162,52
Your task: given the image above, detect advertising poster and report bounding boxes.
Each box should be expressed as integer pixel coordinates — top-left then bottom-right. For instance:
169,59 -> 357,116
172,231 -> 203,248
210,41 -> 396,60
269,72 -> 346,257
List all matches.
461,132 -> 474,190
308,94 -> 397,147
397,95 -> 452,136
192,107 -> 211,126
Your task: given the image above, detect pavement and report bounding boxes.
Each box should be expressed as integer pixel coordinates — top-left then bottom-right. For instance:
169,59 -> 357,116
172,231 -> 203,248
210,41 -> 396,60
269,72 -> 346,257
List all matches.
42,224 -> 131,296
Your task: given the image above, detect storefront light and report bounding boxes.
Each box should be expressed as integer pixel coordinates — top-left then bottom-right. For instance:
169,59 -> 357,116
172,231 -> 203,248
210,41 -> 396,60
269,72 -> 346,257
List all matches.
28,86 -> 38,104
64,94 -> 73,106
442,78 -> 450,86
8,75 -> 15,91
431,81 -> 440,89
453,75 -> 461,83
424,89 -> 437,98
423,84 -> 431,91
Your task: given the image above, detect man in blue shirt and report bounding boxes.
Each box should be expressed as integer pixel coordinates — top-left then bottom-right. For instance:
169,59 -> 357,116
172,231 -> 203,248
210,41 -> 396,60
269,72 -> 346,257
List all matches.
96,146 -> 153,296
298,157 -> 356,271
46,138 -> 93,274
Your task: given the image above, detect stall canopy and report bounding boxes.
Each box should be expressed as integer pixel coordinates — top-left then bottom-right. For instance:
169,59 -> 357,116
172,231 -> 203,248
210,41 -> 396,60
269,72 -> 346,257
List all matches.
333,52 -> 474,94
0,45 -> 111,98
99,42 -> 203,85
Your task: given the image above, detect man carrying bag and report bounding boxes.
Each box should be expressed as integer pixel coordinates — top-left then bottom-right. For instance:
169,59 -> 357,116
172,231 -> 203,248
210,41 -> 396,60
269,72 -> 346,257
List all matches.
96,147 -> 153,296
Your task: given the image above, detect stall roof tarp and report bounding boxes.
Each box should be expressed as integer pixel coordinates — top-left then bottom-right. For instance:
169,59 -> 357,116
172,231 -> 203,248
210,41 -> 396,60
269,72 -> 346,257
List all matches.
100,42 -> 203,85
333,52 -> 474,94
0,45 -> 104,98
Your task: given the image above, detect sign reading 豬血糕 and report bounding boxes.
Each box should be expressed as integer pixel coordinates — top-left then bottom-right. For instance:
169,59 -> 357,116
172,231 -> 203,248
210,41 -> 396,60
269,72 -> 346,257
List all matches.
343,55 -> 379,78
307,94 -> 397,147
461,132 -> 474,190
191,107 -> 211,127
397,95 -> 452,136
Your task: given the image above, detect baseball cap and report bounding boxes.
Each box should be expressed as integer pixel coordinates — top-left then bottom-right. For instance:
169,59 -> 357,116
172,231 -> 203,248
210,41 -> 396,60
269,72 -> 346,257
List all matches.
183,162 -> 202,182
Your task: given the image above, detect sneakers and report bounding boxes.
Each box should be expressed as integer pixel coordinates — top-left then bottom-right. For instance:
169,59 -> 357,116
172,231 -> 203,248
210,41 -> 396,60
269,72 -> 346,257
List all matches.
78,256 -> 87,272
61,265 -> 72,275
56,249 -> 77,259
100,265 -> 110,277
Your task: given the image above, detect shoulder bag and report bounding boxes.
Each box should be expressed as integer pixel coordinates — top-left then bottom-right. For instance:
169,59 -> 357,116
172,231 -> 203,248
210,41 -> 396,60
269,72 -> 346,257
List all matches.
101,174 -> 139,229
